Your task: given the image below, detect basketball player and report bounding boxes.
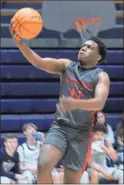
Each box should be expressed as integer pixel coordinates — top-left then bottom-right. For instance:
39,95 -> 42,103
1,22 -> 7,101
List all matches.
10,25 -> 110,184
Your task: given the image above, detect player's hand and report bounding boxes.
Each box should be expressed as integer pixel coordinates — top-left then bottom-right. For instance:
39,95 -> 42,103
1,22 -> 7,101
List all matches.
103,172 -> 115,180
57,96 -> 75,112
9,23 -> 22,45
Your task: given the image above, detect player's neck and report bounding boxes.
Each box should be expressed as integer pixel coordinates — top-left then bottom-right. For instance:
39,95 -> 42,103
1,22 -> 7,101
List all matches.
79,63 -> 96,69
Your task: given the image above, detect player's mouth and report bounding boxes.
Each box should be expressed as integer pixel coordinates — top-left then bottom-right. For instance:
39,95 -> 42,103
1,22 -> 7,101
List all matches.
80,52 -> 85,56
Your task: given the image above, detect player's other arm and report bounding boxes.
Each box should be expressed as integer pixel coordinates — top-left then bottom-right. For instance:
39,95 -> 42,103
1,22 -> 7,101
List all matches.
76,71 -> 110,110
85,71 -> 110,110
60,71 -> 110,111
9,25 -> 71,74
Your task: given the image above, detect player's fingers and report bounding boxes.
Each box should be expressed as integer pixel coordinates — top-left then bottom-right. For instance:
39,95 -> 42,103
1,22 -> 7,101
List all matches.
9,23 -> 13,35
10,23 -> 21,41
9,23 -> 16,38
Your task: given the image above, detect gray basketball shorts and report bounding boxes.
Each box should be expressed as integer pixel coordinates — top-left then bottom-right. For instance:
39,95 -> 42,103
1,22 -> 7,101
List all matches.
44,123 -> 93,171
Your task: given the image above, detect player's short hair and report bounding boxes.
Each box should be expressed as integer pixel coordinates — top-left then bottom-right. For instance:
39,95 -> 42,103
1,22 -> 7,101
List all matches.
93,124 -> 107,134
22,123 -> 38,132
89,36 -> 107,63
4,134 -> 18,142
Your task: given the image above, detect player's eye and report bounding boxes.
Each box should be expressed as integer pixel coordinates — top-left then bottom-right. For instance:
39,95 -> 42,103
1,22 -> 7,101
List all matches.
87,45 -> 92,49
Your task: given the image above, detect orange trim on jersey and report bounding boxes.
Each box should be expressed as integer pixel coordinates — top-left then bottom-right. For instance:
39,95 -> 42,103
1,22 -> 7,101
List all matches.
82,111 -> 97,173
82,135 -> 93,173
66,76 -> 94,91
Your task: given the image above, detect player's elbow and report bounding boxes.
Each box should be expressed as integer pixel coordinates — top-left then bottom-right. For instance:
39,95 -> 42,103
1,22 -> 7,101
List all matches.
99,103 -> 104,111
97,100 -> 105,111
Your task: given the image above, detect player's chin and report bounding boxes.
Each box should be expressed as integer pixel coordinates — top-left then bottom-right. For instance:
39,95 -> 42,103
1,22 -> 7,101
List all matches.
79,58 -> 87,65
78,55 -> 84,62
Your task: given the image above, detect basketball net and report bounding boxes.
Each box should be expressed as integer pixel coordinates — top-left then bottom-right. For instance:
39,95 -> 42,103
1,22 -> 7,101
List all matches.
74,18 -> 102,43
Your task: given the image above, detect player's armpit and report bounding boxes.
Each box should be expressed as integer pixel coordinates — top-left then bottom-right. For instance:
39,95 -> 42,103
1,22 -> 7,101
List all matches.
41,58 -> 72,74
94,71 -> 110,110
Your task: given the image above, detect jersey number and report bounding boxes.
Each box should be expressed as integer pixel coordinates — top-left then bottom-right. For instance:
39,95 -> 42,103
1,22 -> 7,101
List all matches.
70,87 -> 83,99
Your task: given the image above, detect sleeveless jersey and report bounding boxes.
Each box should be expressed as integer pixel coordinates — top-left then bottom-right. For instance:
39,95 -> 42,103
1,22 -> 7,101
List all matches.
55,62 -> 103,132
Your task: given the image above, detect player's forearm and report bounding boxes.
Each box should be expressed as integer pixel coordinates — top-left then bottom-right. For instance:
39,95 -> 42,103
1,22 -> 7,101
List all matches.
15,41 -> 45,69
72,98 -> 104,111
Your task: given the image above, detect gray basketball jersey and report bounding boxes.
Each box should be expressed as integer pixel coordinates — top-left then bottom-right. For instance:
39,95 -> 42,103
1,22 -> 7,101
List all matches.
55,62 -> 103,132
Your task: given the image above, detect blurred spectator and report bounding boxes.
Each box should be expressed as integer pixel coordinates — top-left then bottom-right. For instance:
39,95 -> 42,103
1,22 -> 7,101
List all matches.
51,165 -> 89,184
88,124 -> 123,184
80,171 -> 90,184
116,113 -> 124,146
117,121 -> 124,147
52,166 -> 64,184
95,111 -> 115,144
115,116 -> 124,170
0,134 -> 27,184
17,123 -> 44,184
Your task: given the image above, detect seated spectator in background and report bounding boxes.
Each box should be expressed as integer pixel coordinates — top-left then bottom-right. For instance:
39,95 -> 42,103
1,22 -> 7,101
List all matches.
17,123 -> 44,184
116,114 -> 124,148
95,111 -> 115,144
0,134 -> 27,184
88,124 -> 123,184
115,113 -> 124,138
80,171 -> 90,184
117,121 -> 124,148
52,165 -> 64,184
116,118 -> 124,170
52,165 -> 89,184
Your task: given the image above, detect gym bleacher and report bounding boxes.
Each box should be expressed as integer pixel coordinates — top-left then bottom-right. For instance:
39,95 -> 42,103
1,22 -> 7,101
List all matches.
0,0 -> 124,147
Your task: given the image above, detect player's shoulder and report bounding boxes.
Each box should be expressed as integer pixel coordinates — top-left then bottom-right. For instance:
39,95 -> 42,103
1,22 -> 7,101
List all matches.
98,70 -> 110,81
65,60 -> 77,69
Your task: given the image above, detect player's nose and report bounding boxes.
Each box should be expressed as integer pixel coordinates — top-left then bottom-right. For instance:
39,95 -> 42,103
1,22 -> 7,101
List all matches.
81,46 -> 87,52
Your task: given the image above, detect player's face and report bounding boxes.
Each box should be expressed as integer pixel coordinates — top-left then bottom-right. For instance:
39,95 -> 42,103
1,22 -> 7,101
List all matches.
97,112 -> 106,125
94,131 -> 105,141
78,40 -> 101,65
4,138 -> 18,153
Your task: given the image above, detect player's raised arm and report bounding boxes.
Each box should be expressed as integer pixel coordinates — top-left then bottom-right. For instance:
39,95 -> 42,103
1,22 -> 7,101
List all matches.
9,25 -> 72,74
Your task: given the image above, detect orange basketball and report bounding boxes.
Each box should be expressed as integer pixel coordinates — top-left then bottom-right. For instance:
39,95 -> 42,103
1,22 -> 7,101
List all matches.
11,8 -> 43,40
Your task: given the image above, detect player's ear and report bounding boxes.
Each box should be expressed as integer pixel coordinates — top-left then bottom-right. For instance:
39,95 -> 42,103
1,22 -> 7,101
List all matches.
96,55 -> 102,64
